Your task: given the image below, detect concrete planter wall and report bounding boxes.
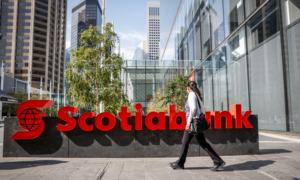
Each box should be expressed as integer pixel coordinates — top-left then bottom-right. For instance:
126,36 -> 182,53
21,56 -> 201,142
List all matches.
3,115 -> 259,157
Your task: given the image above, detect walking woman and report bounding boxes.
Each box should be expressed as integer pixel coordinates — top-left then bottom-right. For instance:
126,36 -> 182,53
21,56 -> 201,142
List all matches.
169,81 -> 225,171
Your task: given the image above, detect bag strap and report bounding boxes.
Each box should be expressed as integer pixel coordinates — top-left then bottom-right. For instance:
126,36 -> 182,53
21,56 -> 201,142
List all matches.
195,93 -> 202,116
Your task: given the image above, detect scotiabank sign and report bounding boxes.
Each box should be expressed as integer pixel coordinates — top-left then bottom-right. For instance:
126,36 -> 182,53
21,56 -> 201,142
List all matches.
10,100 -> 253,140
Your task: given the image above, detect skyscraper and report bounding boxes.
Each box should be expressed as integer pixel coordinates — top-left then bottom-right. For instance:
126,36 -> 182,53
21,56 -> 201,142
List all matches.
147,1 -> 160,60
64,47 -> 70,93
71,0 -> 102,50
0,0 -> 67,93
130,41 -> 147,60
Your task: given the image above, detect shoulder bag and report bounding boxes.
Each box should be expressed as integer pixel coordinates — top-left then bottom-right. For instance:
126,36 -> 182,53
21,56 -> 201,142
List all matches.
189,94 -> 210,135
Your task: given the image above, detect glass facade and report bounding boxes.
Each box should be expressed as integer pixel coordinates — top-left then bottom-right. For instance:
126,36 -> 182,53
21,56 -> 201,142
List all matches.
123,60 -> 196,112
65,48 -> 71,94
160,0 -> 300,133
71,0 -> 102,50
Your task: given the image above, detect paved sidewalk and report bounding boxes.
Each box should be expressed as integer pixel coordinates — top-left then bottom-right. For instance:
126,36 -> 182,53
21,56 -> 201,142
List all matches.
1,124 -> 300,180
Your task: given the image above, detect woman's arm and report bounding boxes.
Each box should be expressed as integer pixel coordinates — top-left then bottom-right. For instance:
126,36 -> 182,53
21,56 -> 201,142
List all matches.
187,92 -> 197,125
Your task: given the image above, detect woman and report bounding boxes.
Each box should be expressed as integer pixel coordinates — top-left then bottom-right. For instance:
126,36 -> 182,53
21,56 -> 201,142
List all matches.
169,81 -> 225,171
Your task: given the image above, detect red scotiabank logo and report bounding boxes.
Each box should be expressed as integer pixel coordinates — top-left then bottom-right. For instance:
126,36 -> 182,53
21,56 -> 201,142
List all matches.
11,100 -> 253,140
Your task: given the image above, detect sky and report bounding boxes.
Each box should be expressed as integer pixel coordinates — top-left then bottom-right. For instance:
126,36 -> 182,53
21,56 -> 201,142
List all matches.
66,0 -> 159,59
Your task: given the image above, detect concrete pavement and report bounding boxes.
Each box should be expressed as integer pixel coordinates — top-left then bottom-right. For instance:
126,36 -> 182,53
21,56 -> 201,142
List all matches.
1,124 -> 300,180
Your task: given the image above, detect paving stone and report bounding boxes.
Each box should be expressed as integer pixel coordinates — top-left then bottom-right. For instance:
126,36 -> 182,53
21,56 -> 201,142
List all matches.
238,170 -> 275,180
193,171 -> 223,180
214,171 -> 249,180
119,170 -> 145,179
12,173 -> 44,180
263,171 -> 300,180
167,170 -> 198,180
144,162 -> 169,175
282,170 -> 300,179
1,132 -> 300,180
0,173 -> 25,180
101,163 -> 124,180
145,173 -> 170,180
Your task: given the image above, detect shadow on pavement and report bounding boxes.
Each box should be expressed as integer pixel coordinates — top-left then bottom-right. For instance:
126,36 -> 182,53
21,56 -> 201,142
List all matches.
260,149 -> 292,155
221,160 -> 275,171
184,160 -> 275,171
185,167 -> 210,170
0,160 -> 67,170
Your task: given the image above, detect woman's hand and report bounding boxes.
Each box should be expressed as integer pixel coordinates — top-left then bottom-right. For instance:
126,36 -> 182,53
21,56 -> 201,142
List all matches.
185,124 -> 190,131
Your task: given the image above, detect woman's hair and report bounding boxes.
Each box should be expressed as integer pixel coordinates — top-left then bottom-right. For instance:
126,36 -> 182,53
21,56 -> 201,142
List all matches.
187,81 -> 203,101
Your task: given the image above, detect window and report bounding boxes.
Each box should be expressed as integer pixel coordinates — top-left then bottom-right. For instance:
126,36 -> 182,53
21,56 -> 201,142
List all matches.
0,49 -> 11,53
35,16 -> 47,23
17,42 -> 29,46
35,23 -> 47,29
34,36 -> 46,42
245,0 -> 265,17
246,0 -> 279,49
33,50 -> 46,55
32,77 -> 45,82
19,2 -> 31,6
18,77 -> 28,81
15,63 -> 28,67
1,2 -> 14,6
18,16 -> 31,20
16,49 -> 29,53
0,42 -> 12,46
20,70 -> 32,77
19,9 -> 31,13
33,56 -> 46,62
287,0 -> 300,25
17,29 -> 30,33
18,22 -> 30,26
16,56 -> 29,60
231,35 -> 240,51
34,43 -> 46,49
34,30 -> 47,36
33,64 -> 45,69
0,29 -> 13,33
32,70 -> 45,75
0,35 -> 12,40
37,0 -> 48,5
35,10 -> 48,17
17,36 -> 30,40
0,56 -> 11,60
2,9 -> 14,13
0,22 -> 13,26
0,15 -> 13,19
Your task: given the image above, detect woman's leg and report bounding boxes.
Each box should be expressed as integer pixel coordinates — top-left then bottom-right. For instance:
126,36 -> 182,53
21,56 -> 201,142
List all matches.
195,133 -> 223,165
177,130 -> 194,166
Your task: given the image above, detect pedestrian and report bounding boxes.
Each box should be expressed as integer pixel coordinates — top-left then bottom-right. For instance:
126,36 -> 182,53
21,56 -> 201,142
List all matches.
169,81 -> 225,171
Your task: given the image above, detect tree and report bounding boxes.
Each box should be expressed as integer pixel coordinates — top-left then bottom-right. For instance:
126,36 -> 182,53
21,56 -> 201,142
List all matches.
66,23 -> 129,115
3,90 -> 27,116
147,89 -> 168,114
160,74 -> 191,112
2,89 -> 58,117
30,89 -> 49,100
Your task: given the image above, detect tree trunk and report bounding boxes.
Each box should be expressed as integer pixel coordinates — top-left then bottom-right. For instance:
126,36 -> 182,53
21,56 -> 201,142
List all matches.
96,55 -> 99,115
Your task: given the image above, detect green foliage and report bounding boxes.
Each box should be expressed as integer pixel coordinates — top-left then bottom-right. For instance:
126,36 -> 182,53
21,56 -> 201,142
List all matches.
160,74 -> 191,112
147,89 -> 168,114
44,105 -> 63,117
3,90 -> 27,116
2,89 -> 58,117
30,89 -> 49,100
66,23 -> 129,115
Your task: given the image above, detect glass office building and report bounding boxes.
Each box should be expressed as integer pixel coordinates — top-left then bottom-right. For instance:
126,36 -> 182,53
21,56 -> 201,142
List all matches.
123,60 -> 197,112
160,0 -> 300,133
71,0 -> 102,50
